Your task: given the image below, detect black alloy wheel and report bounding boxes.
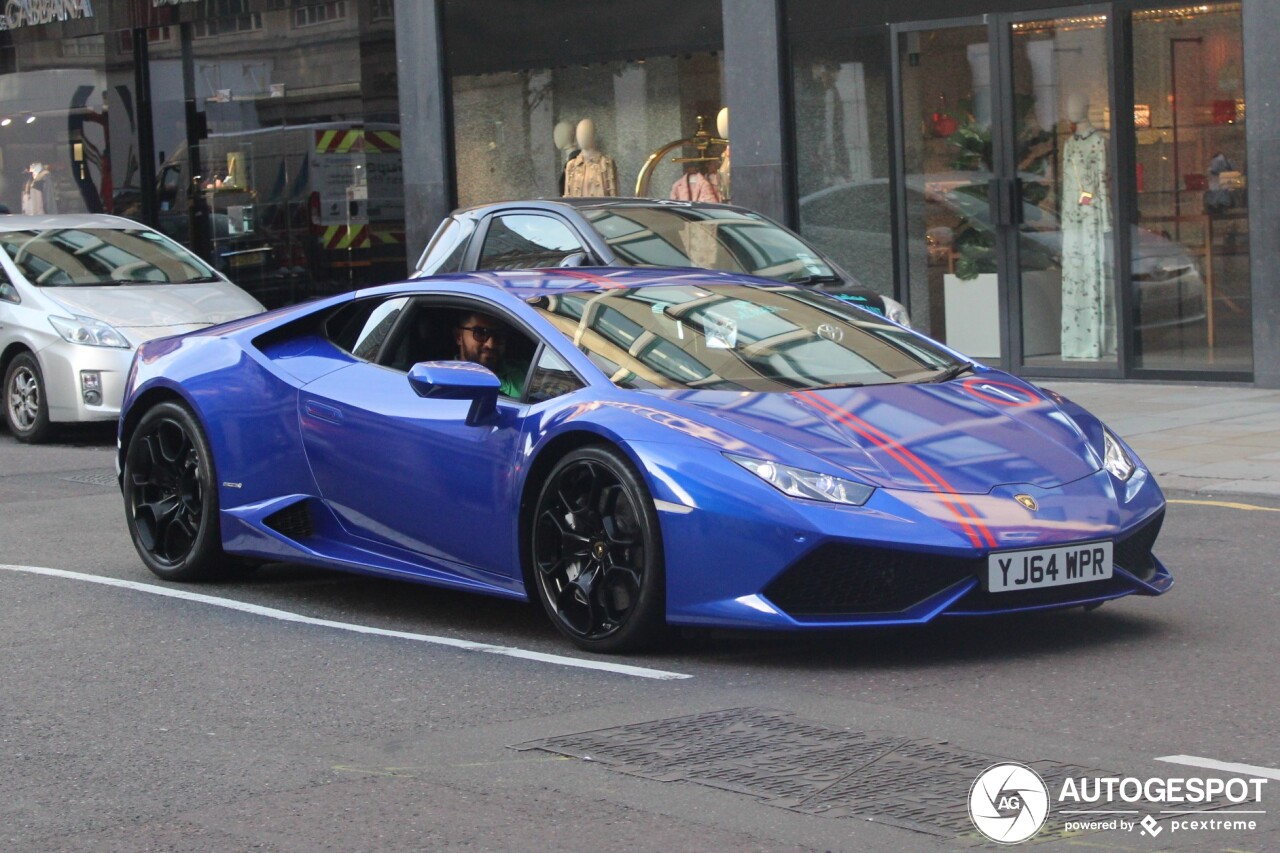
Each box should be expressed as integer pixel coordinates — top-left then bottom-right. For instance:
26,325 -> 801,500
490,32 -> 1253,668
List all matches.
4,352 -> 53,443
123,401 -> 226,581
531,445 -> 665,652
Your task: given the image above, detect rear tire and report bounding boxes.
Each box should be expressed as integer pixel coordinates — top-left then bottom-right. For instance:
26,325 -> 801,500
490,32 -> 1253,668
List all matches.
530,445 -> 666,653
123,401 -> 227,581
4,353 -> 53,443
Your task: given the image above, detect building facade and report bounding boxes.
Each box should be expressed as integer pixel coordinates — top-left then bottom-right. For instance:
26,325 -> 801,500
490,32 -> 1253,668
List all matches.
3,0 -> 1275,386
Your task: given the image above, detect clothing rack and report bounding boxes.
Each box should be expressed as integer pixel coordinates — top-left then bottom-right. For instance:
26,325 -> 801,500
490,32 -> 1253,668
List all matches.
634,115 -> 727,197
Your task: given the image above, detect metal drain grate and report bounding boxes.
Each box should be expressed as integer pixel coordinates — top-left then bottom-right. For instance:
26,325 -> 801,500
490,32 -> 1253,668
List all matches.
58,469 -> 117,487
513,707 -> 1113,841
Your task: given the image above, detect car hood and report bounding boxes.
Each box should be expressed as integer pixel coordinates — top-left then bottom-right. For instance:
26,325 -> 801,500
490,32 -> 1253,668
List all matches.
42,282 -> 264,338
639,376 -> 1101,494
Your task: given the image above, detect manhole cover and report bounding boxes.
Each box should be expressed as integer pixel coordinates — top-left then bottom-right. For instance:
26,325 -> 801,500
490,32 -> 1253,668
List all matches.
59,469 -> 117,487
513,707 -> 1115,842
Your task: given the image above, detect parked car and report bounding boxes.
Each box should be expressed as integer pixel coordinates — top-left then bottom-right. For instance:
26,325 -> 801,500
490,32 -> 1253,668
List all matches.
413,198 -> 912,326
118,267 -> 1171,653
0,214 -> 264,442
800,176 -> 1206,333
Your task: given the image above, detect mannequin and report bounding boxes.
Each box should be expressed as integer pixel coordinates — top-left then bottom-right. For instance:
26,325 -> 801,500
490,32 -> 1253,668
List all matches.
1060,93 -> 1113,359
21,163 -> 57,215
716,106 -> 731,202
562,118 -> 618,197
553,120 -> 578,196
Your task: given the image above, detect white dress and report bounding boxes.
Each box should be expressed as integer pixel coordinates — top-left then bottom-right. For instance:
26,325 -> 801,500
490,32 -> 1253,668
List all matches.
1060,129 -> 1114,359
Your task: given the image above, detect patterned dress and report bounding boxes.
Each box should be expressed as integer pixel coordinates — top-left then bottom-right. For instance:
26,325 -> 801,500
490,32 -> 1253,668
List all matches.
1060,129 -> 1114,360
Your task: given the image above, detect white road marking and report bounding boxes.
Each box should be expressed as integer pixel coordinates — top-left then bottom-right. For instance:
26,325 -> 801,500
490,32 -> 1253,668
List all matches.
1168,499 -> 1280,513
0,563 -> 692,681
1155,755 -> 1280,781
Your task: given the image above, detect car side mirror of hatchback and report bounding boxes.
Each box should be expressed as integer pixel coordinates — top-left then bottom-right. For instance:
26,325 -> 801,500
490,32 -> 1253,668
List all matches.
0,268 -> 17,302
407,361 -> 500,426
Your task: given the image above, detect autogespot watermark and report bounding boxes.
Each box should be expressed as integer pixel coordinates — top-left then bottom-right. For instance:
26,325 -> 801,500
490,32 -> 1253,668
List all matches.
967,764 -> 1268,844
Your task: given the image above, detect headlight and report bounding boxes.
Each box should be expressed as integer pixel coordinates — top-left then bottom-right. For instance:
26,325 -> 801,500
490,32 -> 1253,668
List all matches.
49,315 -> 131,349
1103,428 -> 1136,481
726,453 -> 874,506
882,295 -> 912,327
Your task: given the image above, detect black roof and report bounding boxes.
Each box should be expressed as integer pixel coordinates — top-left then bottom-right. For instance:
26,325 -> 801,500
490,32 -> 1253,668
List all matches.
453,197 -> 756,217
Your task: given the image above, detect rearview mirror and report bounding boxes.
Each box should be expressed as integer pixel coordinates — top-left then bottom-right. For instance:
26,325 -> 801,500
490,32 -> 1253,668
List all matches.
407,361 -> 500,426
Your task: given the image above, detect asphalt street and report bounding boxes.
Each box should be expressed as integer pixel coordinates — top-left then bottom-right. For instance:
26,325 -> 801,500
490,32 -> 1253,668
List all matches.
1,422 -> 1277,852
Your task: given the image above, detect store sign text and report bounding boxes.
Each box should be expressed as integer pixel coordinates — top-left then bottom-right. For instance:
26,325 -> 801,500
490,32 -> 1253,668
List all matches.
0,0 -> 93,30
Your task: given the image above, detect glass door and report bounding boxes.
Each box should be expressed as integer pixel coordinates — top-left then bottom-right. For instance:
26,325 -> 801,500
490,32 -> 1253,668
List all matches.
895,11 -> 1119,372
1007,11 -> 1117,369
896,23 -> 997,358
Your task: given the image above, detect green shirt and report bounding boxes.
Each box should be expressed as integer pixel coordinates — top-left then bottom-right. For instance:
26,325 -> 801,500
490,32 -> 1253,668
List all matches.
498,359 -> 530,399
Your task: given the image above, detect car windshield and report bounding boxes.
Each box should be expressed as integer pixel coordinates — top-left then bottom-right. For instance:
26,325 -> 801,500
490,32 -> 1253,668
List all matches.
530,283 -> 962,392
0,227 -> 218,287
581,206 -> 839,283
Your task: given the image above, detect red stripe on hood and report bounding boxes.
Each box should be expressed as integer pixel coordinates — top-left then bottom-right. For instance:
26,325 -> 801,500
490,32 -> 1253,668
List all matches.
794,390 -> 999,549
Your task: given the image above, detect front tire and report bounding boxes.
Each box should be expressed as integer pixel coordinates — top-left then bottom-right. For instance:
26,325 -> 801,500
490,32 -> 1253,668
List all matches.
531,446 -> 665,653
4,353 -> 53,443
123,401 -> 227,581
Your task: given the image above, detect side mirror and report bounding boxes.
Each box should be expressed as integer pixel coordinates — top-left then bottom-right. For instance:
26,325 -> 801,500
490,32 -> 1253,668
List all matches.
557,251 -> 589,268
407,361 -> 500,426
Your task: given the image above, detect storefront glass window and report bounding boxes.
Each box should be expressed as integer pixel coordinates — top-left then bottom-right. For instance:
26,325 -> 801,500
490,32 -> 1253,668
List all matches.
790,29 -> 894,299
133,4 -> 404,309
1131,2 -> 1250,372
445,0 -> 723,211
450,55 -> 723,210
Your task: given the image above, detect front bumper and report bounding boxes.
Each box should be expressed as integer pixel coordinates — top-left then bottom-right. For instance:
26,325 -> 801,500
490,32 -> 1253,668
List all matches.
37,341 -> 134,424
638,442 -> 1171,630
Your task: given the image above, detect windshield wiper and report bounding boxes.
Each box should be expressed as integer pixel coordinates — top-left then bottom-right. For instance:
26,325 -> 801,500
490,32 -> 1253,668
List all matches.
786,273 -> 843,286
929,362 -> 974,383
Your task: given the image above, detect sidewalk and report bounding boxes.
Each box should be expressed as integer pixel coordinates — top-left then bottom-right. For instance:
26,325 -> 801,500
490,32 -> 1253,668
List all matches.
1045,381 -> 1280,499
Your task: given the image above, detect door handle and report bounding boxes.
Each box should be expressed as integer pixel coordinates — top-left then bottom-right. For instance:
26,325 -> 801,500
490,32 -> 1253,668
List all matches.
303,400 -> 343,424
988,177 -> 1024,228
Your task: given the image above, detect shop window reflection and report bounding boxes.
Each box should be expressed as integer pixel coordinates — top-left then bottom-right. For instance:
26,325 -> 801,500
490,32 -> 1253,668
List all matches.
0,35 -> 109,218
131,5 -> 404,308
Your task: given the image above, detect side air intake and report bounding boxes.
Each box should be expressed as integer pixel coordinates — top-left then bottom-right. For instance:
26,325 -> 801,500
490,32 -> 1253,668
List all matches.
263,501 -> 315,541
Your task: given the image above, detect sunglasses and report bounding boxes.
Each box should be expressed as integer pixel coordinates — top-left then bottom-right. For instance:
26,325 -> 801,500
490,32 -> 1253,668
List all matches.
457,325 -> 507,343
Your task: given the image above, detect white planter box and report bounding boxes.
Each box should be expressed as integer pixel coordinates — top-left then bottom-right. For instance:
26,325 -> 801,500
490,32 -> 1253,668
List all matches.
942,270 -> 1064,360
943,272 -> 1000,359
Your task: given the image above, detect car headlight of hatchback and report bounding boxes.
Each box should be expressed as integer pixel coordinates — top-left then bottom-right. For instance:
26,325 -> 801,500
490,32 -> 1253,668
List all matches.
1102,428 -> 1136,481
726,453 -> 874,506
49,315 -> 131,349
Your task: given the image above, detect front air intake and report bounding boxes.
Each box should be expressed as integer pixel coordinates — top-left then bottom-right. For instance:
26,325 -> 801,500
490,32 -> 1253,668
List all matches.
762,543 -> 977,617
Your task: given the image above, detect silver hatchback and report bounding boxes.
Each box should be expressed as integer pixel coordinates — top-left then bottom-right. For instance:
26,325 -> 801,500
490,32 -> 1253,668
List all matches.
0,214 -> 264,443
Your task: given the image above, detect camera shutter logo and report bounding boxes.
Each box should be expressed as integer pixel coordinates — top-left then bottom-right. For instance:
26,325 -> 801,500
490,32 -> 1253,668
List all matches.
968,762 -> 1051,844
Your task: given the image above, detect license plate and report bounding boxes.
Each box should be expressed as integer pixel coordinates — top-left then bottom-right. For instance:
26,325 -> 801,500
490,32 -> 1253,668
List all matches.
230,252 -> 266,269
986,541 -> 1112,592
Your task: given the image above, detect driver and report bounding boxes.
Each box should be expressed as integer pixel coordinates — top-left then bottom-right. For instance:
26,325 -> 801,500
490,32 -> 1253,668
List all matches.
453,311 -> 529,398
